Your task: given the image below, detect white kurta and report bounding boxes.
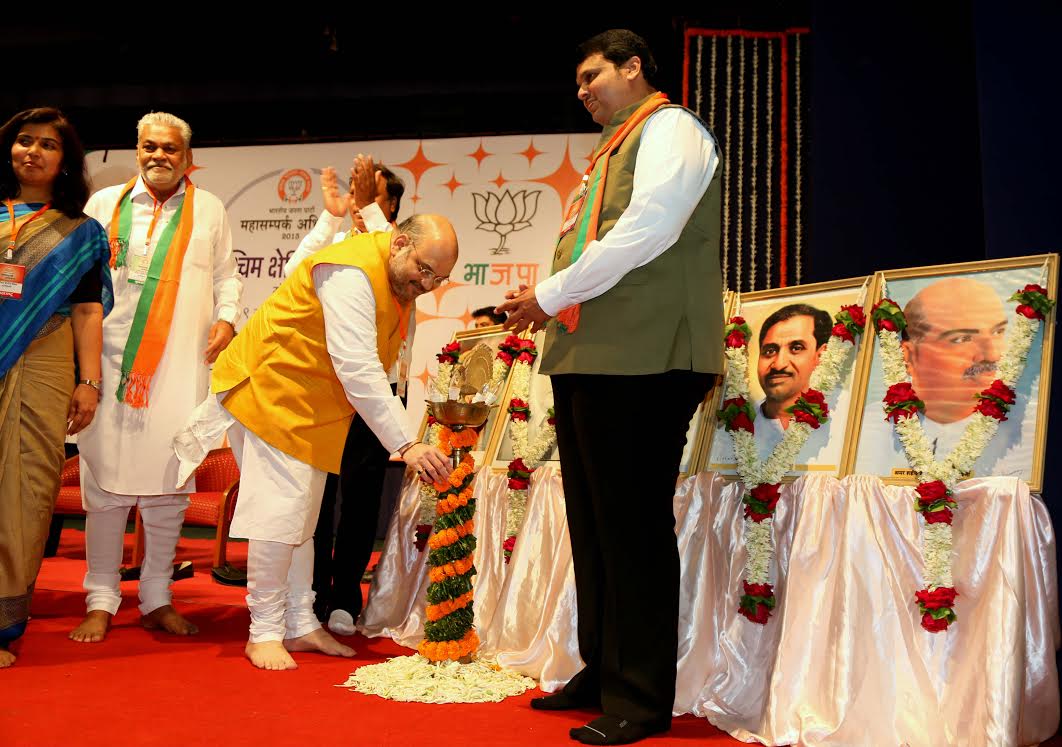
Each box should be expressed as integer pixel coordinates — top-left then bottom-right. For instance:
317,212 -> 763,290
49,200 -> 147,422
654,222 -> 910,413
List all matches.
174,263 -> 415,544
79,176 -> 242,500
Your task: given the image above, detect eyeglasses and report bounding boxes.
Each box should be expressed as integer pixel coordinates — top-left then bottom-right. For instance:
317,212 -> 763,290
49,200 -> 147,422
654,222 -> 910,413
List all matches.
410,240 -> 449,288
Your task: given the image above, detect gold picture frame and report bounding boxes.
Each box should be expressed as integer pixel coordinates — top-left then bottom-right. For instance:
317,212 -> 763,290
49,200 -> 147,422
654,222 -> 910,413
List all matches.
485,330 -> 559,473
841,254 -> 1058,491
695,276 -> 874,482
413,324 -> 519,459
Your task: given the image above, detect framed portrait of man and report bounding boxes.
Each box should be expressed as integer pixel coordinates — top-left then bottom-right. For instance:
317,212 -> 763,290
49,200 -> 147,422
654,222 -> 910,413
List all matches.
697,277 -> 873,481
844,255 -> 1058,491
414,324 -> 516,457
487,330 -> 561,472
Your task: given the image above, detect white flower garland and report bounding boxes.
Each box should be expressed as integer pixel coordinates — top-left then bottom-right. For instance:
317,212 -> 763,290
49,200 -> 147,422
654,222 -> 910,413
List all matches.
341,655 -> 534,704
726,313 -> 861,610
502,355 -> 559,555
877,290 -> 1039,485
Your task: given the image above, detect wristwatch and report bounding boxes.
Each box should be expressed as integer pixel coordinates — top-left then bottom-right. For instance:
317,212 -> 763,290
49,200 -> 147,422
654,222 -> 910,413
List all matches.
78,378 -> 102,391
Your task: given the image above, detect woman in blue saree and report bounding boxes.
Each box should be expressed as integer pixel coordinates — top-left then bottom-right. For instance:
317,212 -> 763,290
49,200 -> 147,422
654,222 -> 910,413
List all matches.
0,108 -> 113,667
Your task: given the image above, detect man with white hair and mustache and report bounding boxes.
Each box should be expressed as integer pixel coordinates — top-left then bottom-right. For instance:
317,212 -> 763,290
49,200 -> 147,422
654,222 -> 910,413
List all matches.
71,112 -> 242,644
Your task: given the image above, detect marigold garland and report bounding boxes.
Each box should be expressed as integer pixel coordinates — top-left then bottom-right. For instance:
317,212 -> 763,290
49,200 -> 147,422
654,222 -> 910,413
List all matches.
419,416 -> 483,661
873,281 -> 1055,633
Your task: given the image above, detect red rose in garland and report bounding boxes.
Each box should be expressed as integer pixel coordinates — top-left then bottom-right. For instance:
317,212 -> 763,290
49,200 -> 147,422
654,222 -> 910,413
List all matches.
508,399 -> 530,421
974,398 -> 1008,421
921,612 -> 950,632
915,480 -> 948,502
507,458 -> 533,490
871,298 -> 907,334
923,509 -> 953,524
915,586 -> 958,633
884,382 -> 918,406
883,382 -> 925,422
982,379 -> 1015,405
738,581 -> 775,624
833,304 -> 867,343
502,535 -> 517,563
792,409 -> 821,428
730,411 -> 755,433
724,316 -> 753,349
718,396 -> 756,434
832,322 -> 854,344
437,341 -> 461,364
1009,284 -> 1056,320
801,389 -> 827,407
914,480 -> 956,521
743,482 -> 782,522
915,586 -> 957,609
786,389 -> 829,429
839,303 -> 867,329
974,379 -> 1015,421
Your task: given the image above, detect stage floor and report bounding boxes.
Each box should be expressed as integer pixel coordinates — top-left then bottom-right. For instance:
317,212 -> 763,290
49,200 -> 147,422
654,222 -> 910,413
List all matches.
2,529 -> 740,747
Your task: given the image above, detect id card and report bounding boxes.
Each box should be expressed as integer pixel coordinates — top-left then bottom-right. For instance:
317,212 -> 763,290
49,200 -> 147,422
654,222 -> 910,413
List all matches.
127,250 -> 151,285
0,262 -> 27,299
558,195 -> 584,239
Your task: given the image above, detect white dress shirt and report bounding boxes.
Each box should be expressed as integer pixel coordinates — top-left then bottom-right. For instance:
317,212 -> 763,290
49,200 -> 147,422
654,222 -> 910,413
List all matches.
535,108 -> 719,316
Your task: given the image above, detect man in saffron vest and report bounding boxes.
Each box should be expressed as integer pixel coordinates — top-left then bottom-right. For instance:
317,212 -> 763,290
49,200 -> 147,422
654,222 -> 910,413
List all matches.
71,112 -> 243,644
175,214 -> 457,670
292,157 -> 412,636
498,30 -> 723,745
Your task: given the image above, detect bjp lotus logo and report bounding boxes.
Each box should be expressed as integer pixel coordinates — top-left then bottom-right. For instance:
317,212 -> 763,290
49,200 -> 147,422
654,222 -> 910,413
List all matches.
472,189 -> 541,254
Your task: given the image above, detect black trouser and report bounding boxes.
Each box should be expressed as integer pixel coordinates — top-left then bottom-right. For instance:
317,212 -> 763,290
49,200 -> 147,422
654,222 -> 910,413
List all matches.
312,388 -> 396,621
550,370 -> 712,727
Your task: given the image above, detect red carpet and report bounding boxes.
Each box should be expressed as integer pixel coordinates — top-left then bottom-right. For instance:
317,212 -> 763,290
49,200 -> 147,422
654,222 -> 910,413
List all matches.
1,529 -> 742,747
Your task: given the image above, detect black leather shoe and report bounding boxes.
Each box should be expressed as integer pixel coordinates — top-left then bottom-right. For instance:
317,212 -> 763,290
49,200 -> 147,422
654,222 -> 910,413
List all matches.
530,691 -> 600,711
569,715 -> 670,745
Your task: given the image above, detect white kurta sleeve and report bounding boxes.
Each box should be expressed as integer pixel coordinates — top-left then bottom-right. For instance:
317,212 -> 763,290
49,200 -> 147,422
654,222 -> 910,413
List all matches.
535,108 -> 719,317
284,211 -> 346,277
211,205 -> 244,325
360,202 -> 391,233
313,263 -> 413,453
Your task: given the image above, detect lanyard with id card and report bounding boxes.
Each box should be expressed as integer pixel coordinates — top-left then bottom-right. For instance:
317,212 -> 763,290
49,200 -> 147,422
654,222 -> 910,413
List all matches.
2,199 -> 51,300
558,174 -> 590,239
126,195 -> 183,286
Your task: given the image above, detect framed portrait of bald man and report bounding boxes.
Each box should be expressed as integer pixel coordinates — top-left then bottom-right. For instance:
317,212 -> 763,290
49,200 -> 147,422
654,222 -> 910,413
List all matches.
698,277 -> 873,481
844,255 -> 1058,491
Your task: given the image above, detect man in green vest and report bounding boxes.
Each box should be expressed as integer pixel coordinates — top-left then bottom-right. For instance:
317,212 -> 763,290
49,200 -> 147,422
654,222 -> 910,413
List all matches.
498,29 -> 722,745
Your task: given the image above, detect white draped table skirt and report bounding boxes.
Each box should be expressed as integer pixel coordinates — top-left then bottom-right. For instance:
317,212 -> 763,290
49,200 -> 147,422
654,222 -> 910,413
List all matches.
359,469 -> 1059,746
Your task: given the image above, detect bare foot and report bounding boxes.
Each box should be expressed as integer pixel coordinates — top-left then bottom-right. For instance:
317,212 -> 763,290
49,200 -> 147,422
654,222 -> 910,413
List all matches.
70,610 -> 112,643
141,605 -> 199,635
0,649 -> 15,668
284,627 -> 355,657
245,640 -> 297,670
